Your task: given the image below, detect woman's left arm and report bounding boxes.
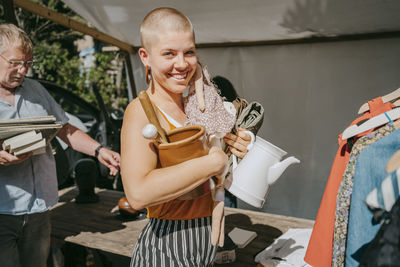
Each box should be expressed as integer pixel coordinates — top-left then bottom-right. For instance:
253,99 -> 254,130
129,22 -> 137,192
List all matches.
223,128 -> 252,158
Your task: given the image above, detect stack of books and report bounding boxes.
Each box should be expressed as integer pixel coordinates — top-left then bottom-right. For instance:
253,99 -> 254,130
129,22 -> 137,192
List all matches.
0,116 -> 63,156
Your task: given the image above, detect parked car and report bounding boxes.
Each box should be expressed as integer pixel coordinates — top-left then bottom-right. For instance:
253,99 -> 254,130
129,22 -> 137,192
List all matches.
37,80 -> 124,191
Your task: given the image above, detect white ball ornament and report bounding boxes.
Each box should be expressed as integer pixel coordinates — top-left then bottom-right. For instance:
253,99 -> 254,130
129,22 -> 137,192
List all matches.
142,124 -> 158,139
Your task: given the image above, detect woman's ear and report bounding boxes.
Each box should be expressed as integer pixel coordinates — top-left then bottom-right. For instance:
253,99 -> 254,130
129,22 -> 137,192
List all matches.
138,47 -> 149,66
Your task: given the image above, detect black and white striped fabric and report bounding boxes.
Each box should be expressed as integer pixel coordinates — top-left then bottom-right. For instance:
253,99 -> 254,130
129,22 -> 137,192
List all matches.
131,216 -> 217,267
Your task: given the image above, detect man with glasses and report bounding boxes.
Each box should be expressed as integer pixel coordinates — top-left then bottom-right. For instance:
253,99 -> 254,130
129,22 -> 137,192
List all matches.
0,53 -> 35,68
0,23 -> 121,267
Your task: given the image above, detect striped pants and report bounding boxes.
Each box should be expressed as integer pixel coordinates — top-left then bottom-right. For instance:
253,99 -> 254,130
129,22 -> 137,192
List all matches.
131,216 -> 217,267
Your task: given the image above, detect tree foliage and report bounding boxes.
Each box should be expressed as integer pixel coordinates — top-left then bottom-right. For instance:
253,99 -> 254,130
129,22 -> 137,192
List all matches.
0,0 -> 128,111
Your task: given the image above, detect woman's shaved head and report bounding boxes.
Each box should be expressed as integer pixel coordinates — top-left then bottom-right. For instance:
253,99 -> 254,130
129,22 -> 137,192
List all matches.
140,7 -> 194,49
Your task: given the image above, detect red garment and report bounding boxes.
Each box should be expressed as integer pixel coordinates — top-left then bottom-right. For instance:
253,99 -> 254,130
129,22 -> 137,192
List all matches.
304,97 -> 395,267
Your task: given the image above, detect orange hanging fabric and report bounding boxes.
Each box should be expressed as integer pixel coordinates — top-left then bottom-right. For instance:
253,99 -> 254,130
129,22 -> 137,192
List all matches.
304,97 -> 395,267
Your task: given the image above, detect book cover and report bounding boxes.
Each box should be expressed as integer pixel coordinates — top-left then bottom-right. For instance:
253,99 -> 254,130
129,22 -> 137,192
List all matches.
228,227 -> 257,248
2,130 -> 37,150
0,116 -> 62,142
7,132 -> 43,152
13,138 -> 46,156
0,116 -> 56,125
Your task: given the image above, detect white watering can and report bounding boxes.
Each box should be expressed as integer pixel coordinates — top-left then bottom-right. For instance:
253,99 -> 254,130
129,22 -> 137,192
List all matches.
224,132 -> 300,208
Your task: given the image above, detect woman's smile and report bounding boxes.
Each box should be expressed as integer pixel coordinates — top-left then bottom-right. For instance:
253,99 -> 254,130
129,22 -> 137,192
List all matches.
168,71 -> 188,81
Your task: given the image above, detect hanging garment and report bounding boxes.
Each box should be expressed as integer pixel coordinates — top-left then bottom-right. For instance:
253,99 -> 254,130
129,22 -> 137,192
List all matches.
359,196 -> 400,267
332,124 -> 395,266
346,128 -> 400,266
365,168 -> 400,214
305,97 -> 395,267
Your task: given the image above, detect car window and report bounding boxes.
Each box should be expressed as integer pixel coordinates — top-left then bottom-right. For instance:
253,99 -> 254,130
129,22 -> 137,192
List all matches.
48,90 -> 97,130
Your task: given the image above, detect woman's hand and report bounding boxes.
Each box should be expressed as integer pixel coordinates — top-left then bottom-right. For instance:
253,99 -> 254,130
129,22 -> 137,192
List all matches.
208,146 -> 228,176
0,150 -> 32,166
223,128 -> 252,159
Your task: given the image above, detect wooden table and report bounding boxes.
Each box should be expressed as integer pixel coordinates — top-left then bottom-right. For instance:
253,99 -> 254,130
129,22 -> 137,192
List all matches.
51,187 -> 314,266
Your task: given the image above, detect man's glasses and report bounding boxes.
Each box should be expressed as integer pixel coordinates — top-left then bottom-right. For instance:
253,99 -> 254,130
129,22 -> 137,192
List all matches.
0,54 -> 35,68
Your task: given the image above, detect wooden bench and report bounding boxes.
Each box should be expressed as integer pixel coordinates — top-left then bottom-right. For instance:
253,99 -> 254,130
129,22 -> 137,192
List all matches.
51,187 -> 314,266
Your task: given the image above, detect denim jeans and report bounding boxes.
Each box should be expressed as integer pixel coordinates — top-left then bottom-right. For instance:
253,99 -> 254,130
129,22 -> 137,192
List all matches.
346,128 -> 400,266
0,211 -> 51,267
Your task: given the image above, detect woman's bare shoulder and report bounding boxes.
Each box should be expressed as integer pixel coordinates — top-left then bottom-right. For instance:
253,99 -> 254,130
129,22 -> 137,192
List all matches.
123,98 -> 146,124
125,98 -> 141,114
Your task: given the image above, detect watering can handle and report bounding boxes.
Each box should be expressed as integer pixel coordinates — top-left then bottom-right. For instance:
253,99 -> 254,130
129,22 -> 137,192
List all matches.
232,130 -> 255,170
138,90 -> 169,143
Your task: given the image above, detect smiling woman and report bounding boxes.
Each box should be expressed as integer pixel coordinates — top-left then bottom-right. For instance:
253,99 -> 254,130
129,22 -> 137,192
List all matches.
120,8 -> 225,267
120,7 -> 251,267
141,30 -> 197,96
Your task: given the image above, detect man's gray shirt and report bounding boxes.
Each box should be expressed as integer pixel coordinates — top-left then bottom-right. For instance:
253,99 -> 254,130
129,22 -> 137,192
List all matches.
0,78 -> 69,215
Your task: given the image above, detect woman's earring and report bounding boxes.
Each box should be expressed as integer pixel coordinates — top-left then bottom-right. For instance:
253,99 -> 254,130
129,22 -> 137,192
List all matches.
145,65 -> 151,84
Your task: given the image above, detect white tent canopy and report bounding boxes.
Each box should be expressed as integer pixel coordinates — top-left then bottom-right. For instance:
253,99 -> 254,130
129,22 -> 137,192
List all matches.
61,0 -> 400,219
62,0 -> 400,46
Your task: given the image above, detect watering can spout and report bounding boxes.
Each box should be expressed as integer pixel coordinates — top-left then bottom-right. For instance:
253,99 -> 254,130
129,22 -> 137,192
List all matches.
268,156 -> 300,185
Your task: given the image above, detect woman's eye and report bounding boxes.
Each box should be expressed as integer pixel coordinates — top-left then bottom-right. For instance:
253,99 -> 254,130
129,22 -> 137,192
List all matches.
185,51 -> 195,55
163,52 -> 173,56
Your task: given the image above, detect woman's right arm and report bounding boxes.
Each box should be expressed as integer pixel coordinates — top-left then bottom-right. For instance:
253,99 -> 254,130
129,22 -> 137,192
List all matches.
120,99 -> 227,210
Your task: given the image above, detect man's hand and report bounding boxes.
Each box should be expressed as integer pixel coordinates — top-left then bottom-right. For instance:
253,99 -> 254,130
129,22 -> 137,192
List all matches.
97,147 -> 120,176
0,150 -> 32,166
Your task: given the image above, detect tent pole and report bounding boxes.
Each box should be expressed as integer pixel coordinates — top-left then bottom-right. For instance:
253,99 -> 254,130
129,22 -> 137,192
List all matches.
3,0 -> 18,25
124,53 -> 137,100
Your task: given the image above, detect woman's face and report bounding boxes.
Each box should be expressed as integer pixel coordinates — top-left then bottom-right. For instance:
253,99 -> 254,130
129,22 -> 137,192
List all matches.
141,30 -> 197,95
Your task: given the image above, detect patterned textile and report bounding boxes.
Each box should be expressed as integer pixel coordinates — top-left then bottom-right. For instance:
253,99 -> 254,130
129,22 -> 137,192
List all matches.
131,217 -> 217,267
234,101 -> 264,135
332,124 -> 395,266
184,66 -> 236,135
